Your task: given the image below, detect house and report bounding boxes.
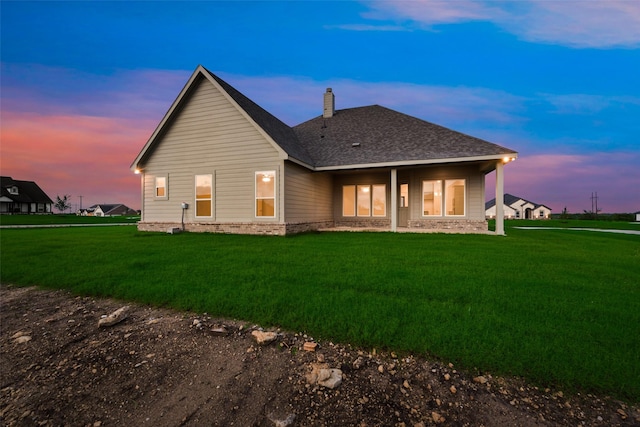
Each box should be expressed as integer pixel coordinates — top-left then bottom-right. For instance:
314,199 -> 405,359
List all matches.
0,176 -> 53,214
485,194 -> 551,219
131,65 -> 518,235
80,204 -> 137,217
635,212 -> 640,222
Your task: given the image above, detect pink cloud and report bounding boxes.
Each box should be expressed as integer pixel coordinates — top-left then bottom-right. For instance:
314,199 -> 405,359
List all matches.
1,110 -> 156,210
486,152 -> 640,214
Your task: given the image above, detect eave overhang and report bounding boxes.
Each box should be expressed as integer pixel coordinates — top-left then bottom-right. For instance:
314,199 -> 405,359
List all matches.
312,152 -> 518,172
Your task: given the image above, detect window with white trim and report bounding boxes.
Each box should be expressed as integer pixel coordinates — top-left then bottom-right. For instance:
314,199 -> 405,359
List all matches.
195,174 -> 212,217
422,180 -> 442,216
155,176 -> 167,199
445,179 -> 465,216
422,179 -> 466,216
255,171 -> 275,217
343,184 -> 386,217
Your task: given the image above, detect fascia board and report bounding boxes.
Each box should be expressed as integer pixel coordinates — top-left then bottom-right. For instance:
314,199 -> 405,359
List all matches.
312,152 -> 518,172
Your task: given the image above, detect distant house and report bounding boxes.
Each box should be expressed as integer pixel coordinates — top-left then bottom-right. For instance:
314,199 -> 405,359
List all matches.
485,194 -> 551,219
79,204 -> 137,217
635,212 -> 640,222
0,176 -> 53,214
131,65 -> 519,235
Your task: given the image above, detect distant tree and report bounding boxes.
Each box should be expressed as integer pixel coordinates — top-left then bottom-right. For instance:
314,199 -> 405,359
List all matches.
54,194 -> 72,213
560,206 -> 569,220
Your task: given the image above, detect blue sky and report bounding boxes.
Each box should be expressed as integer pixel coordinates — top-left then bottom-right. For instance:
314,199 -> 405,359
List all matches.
2,1 -> 639,213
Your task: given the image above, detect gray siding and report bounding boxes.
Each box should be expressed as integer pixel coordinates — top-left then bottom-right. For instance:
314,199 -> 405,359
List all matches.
332,171 -> 391,220
403,164 -> 486,221
141,77 -> 283,224
284,162 -> 333,222
330,164 -> 487,223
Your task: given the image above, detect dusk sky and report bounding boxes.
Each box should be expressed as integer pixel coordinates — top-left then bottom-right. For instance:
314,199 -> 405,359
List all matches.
2,1 -> 639,213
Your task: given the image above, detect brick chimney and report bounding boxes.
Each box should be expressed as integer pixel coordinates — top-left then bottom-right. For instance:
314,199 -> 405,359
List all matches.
323,88 -> 335,118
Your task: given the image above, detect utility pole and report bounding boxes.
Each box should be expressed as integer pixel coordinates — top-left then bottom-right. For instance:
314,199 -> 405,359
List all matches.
78,195 -> 83,210
590,192 -> 600,217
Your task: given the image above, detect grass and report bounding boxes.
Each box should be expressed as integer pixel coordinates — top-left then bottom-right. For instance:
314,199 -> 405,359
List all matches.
1,221 -> 638,402
0,214 -> 140,225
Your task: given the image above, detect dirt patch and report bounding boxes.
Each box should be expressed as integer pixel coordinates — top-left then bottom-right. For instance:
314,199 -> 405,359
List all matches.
1,285 -> 637,426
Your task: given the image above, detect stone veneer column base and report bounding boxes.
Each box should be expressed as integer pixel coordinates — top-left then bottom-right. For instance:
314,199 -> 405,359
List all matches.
137,221 -> 336,236
407,219 -> 488,232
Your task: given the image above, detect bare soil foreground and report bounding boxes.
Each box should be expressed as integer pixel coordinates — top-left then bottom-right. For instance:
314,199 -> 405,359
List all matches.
1,285 -> 638,427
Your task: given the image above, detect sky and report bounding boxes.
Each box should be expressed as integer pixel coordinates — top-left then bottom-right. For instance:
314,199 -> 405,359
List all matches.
1,0 -> 639,214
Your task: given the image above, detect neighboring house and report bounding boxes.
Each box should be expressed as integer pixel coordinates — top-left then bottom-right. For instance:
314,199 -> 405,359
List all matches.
81,204 -> 137,217
635,212 -> 640,222
485,194 -> 551,219
131,65 -> 518,235
0,176 -> 53,214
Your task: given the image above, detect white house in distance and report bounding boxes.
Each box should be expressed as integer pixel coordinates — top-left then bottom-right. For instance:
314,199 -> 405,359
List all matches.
131,65 -> 518,235
78,204 -> 137,217
486,194 -> 551,219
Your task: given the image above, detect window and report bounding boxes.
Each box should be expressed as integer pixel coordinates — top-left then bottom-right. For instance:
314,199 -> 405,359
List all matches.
343,184 -> 386,217
155,176 -> 167,199
343,185 -> 355,216
256,171 -> 275,217
195,174 -> 212,217
372,184 -> 386,216
445,179 -> 465,216
357,185 -> 370,216
400,184 -> 409,208
422,180 -> 442,216
422,179 -> 466,216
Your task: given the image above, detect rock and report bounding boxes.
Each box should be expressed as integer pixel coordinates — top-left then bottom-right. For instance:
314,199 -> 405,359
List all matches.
268,413 -> 295,427
251,330 -> 277,345
306,363 -> 342,389
98,306 -> 129,328
317,369 -> 342,389
303,341 -> 318,352
210,326 -> 228,336
443,373 -> 450,381
403,380 -> 410,389
352,356 -> 365,370
432,411 -> 445,424
473,375 -> 488,384
14,335 -> 32,344
449,385 -> 457,394
378,364 -> 384,373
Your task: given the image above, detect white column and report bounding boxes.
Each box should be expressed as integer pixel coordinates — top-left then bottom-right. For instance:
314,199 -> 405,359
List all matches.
391,169 -> 397,232
495,161 -> 505,235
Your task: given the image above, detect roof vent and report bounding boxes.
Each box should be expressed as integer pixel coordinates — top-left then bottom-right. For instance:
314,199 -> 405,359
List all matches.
323,88 -> 335,119
352,142 -> 360,147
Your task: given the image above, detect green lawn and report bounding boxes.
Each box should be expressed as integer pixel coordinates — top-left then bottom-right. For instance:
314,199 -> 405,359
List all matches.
1,222 -> 638,401
0,214 -> 139,225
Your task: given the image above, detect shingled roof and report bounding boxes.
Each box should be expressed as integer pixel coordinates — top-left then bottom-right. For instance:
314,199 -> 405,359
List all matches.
132,66 -> 517,172
1,176 -> 53,204
293,105 -> 515,169
201,67 -> 315,166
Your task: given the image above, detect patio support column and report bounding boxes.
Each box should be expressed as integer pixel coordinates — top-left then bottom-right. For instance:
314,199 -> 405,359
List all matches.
495,161 -> 505,236
391,168 -> 397,232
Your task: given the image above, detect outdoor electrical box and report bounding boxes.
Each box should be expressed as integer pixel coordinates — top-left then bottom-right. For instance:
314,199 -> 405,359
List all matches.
181,202 -> 189,209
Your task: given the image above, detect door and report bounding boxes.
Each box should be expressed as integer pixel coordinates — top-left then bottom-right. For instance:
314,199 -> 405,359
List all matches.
398,183 -> 409,227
